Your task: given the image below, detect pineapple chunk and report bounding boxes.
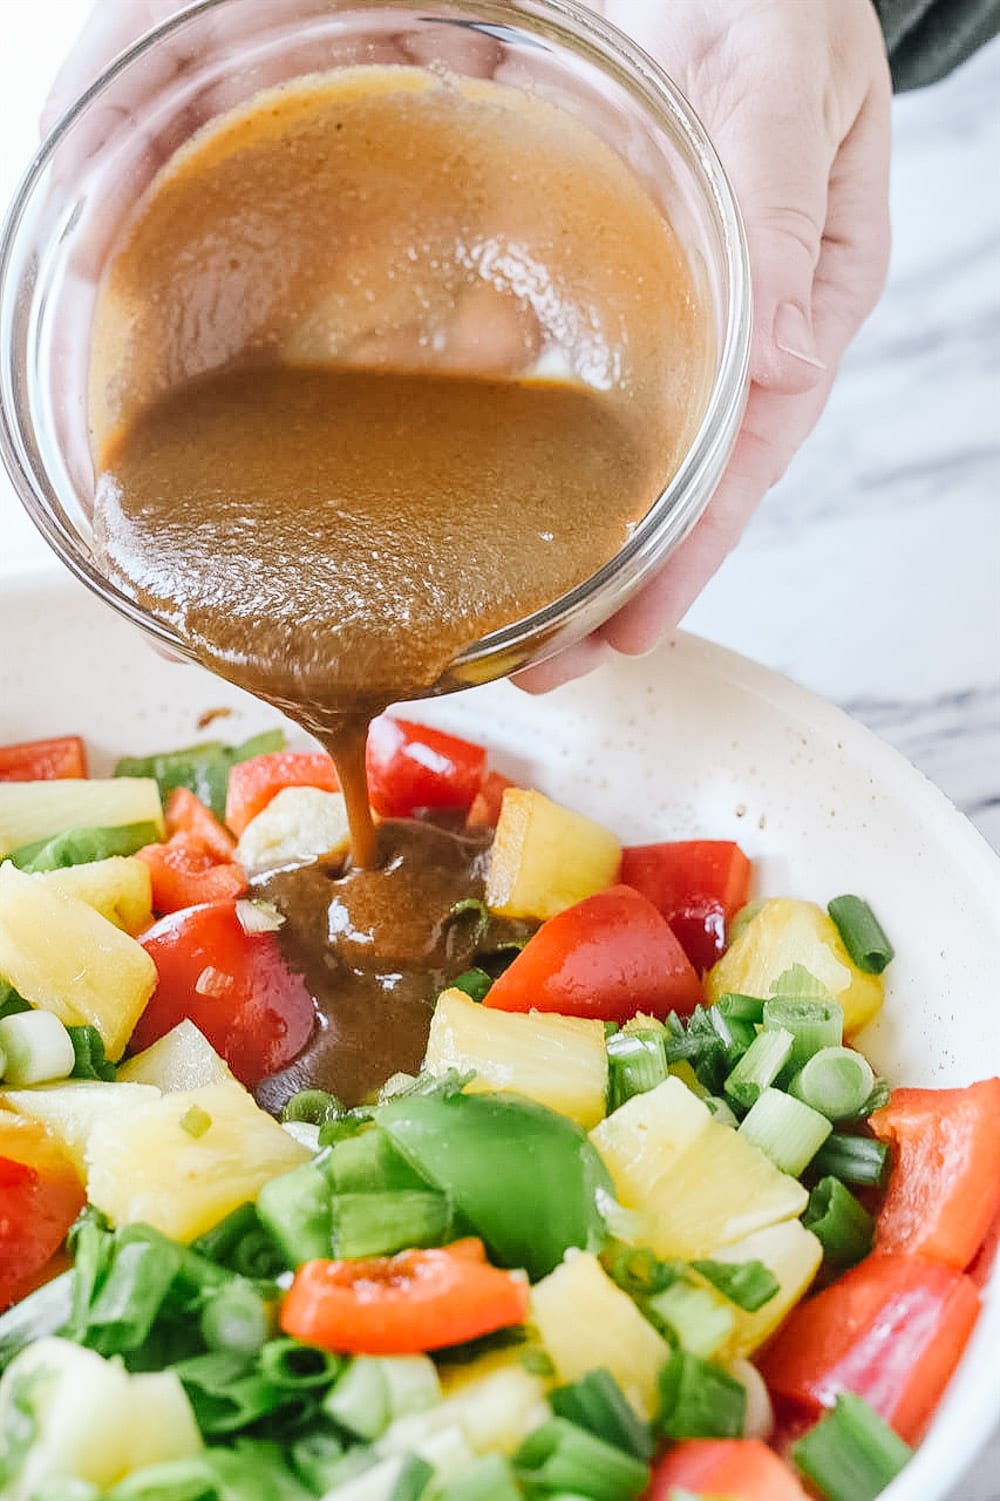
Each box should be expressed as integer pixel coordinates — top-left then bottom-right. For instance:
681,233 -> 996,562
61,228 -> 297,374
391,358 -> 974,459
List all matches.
531,1252 -> 671,1419
85,1079 -> 310,1241
640,1120 -> 808,1259
708,1219 -> 823,1359
118,1020 -> 232,1092
0,778 -> 164,859
485,789 -> 621,920
590,1076 -> 713,1207
426,988 -> 607,1128
1,1081 -> 161,1175
236,786 -> 350,875
380,1364 -> 550,1457
125,1371 -> 203,1472
705,898 -> 883,1036
38,856 -> 153,935
0,862 -> 157,1059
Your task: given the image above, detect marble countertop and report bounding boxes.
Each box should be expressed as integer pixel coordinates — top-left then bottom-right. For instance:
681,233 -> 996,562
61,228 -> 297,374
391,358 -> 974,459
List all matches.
1,5 -> 998,1497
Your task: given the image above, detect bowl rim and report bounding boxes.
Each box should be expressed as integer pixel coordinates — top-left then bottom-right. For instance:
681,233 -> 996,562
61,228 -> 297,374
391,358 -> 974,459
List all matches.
0,0 -> 751,677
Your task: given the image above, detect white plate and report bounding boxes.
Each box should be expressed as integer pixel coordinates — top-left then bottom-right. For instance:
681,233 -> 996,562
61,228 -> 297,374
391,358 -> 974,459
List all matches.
2,570 -> 999,1501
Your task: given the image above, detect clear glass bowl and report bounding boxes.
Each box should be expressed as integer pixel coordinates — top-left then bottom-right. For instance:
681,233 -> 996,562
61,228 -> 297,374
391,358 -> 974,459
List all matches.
0,0 -> 749,689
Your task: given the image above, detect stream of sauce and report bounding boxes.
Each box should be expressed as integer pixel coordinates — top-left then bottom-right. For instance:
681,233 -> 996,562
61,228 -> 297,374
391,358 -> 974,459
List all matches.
90,66 -> 708,1102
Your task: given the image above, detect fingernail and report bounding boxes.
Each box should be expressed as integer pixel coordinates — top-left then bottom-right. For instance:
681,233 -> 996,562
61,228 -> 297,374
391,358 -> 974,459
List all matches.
774,302 -> 825,370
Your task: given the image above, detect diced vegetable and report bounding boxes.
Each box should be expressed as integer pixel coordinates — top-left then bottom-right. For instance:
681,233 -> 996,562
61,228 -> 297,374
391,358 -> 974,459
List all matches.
826,896 -> 895,976
811,1132 -> 889,1187
791,1391 -> 912,1501
759,1252 -> 980,1444
135,833 -> 248,913
0,862 -> 157,1060
36,857 -> 153,935
738,1088 -> 832,1177
116,738 -> 280,823
532,1252 -> 671,1419
85,1079 -> 310,1241
0,1117 -> 84,1309
591,1077 -> 712,1207
868,1081 -> 1000,1268
789,1046 -> 874,1120
514,1415 -> 649,1501
705,900 -> 884,1036
656,1346 -> 746,1439
645,1279 -> 734,1359
620,840 -> 752,973
607,1030 -> 668,1111
0,737 -> 87,783
366,718 -> 487,820
135,899 -> 315,1087
393,1361 -> 549,1457
549,1368 -> 654,1460
649,1438 -> 809,1501
164,787 -> 236,859
378,1088 -> 612,1281
466,772 -> 516,831
485,790 -> 621,922
118,1021 -> 231,1092
281,1242 -> 529,1354
235,787 -> 351,876
803,1177 -> 875,1269
0,779 -> 165,860
702,1219 -> 823,1359
8,822 -> 161,873
762,996 -> 844,1069
1,1082 -> 160,1175
484,886 -> 701,1023
724,1029 -> 793,1111
225,751 -> 339,836
425,988 -> 607,1129
0,1010 -> 75,1086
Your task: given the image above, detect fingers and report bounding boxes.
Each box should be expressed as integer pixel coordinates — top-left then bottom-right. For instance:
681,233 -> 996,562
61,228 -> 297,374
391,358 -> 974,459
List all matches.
513,636 -> 612,695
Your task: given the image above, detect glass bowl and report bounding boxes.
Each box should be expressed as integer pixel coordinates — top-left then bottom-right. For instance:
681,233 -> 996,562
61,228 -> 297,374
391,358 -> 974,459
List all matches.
0,0 -> 750,690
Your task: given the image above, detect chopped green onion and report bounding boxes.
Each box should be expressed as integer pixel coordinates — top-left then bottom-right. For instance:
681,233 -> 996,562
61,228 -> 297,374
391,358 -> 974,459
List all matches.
691,1258 -> 780,1312
200,1279 -> 270,1356
179,1105 -> 212,1139
663,1031 -> 717,1066
828,896 -> 895,975
388,1455 -> 436,1501
447,897 -> 490,947
711,1008 -> 756,1060
259,1338 -> 343,1390
769,964 -> 832,1001
84,1228 -> 183,1356
789,1047 -> 875,1121
514,1417 -> 650,1501
645,1280 -> 734,1359
550,1368 -> 655,1461
803,1177 -> 875,1268
191,1203 -> 286,1280
331,1190 -> 452,1258
663,1011 -> 685,1038
257,1161 -> 332,1266
704,1095 -> 740,1127
716,992 -> 765,1025
739,1088 -> 833,1177
173,1349 -> 285,1436
67,1024 -> 117,1082
811,1133 -> 890,1187
606,1245 -> 684,1298
289,1426 -> 346,1493
520,1347 -> 556,1378
724,1028 -> 794,1111
451,967 -> 494,1003
437,1453 -> 522,1501
326,1127 -> 429,1193
282,1089 -> 344,1126
323,1356 -> 390,1440
791,1391 -> 912,1500
656,1348 -> 746,1440
860,1077 -> 892,1117
31,1481 -> 100,1501
762,997 -> 844,1069
0,1271 -> 73,1374
0,1009 -> 76,1086
607,1030 -> 668,1110
318,1110 -> 374,1148
0,979 -> 30,1021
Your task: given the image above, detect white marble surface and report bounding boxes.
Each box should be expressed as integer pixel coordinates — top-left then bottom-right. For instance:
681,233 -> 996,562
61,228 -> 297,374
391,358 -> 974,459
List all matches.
0,4 -> 998,1497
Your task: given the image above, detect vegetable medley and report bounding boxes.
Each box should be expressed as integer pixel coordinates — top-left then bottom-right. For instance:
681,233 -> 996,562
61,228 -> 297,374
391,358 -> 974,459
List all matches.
0,724 -> 998,1501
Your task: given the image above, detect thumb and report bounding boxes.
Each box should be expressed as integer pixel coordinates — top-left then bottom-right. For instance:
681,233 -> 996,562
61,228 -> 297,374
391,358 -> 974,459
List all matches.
714,103 -> 834,394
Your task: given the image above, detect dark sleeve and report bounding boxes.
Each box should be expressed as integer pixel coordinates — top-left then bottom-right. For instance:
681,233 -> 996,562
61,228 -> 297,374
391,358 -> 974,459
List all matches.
872,0 -> 1000,89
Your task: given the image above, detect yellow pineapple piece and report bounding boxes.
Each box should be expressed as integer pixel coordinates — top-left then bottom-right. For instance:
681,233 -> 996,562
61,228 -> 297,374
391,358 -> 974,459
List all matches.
0,861 -> 157,1059
590,1076 -> 712,1207
1,1081 -> 160,1175
708,1219 -> 823,1359
85,1079 -> 310,1242
0,778 -> 164,858
39,856 -> 153,935
425,988 -> 607,1128
485,789 -> 621,920
118,1020 -> 232,1092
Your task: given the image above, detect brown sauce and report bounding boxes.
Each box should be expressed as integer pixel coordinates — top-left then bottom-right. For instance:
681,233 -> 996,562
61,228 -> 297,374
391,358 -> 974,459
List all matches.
90,66 -> 709,1101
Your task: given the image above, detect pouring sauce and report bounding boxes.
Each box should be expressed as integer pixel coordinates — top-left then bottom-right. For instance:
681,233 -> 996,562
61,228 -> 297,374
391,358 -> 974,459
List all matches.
90,66 -> 708,1103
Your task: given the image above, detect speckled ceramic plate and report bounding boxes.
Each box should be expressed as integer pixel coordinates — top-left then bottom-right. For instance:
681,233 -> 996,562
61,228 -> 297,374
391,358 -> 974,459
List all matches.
3,570 -> 999,1501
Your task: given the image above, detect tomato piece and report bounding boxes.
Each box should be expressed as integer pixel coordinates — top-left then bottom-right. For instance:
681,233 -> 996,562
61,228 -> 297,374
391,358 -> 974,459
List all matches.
758,1253 -> 980,1445
366,717 -> 487,819
868,1081 -> 1000,1269
649,1440 -> 809,1501
466,771 -> 517,830
225,752 -> 338,837
281,1241 -> 529,1354
483,884 -> 702,1022
0,735 -> 87,782
137,833 -> 248,914
135,899 -> 315,1085
0,1117 -> 85,1310
620,840 -> 752,973
165,787 -> 237,860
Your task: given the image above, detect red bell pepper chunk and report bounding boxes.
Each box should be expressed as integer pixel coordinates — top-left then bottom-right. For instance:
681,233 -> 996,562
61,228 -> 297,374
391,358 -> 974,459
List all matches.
366,717 -> 487,819
620,839 -> 752,973
649,1439 -> 809,1501
0,1119 -> 86,1310
758,1253 -> 980,1445
466,770 -> 517,830
868,1080 -> 1000,1269
135,898 -> 315,1086
225,752 -> 338,837
165,787 -> 237,860
0,735 -> 87,782
136,833 -> 248,915
483,884 -> 703,1023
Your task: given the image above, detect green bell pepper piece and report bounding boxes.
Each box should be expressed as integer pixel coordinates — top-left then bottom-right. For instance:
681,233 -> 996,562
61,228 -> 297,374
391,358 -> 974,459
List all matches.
8,821 -> 161,871
114,730 -> 285,821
